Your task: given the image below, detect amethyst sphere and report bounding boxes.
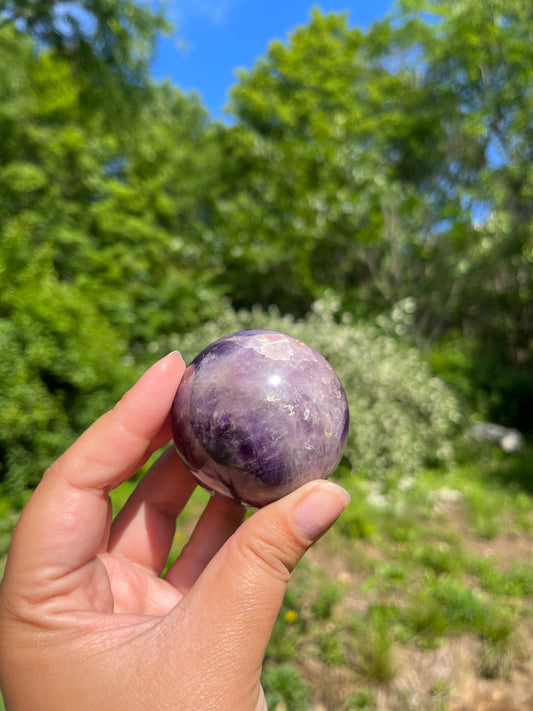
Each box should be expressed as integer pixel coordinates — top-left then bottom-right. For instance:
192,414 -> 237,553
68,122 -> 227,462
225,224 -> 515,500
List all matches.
170,330 -> 349,507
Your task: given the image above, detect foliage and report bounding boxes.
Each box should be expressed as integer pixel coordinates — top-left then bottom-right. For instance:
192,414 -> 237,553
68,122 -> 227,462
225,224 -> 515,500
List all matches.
255,455 -> 532,706
261,663 -> 311,711
219,10 -> 406,316
344,690 -> 377,711
1,441 -> 532,708
228,0 -> 531,340
1,0 -> 531,491
0,29 -> 225,339
391,0 -> 533,429
1,2 -> 532,707
0,28 -> 225,493
166,296 -> 463,479
0,0 -> 169,128
0,246 -> 132,497
215,1 -> 532,427
311,582 -> 342,621
77,82 -> 226,347
355,624 -> 396,684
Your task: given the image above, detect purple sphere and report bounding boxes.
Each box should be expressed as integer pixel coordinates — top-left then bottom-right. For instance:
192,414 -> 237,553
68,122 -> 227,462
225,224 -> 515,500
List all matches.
171,330 -> 349,507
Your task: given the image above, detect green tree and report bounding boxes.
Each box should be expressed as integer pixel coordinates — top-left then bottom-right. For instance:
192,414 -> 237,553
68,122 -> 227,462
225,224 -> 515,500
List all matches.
0,31 -> 225,493
217,11 -> 388,315
0,30 -> 129,495
86,82 -> 226,349
216,3 -> 532,426
215,10 -> 453,318
0,27 -> 225,344
0,0 -> 169,126
389,0 -> 533,425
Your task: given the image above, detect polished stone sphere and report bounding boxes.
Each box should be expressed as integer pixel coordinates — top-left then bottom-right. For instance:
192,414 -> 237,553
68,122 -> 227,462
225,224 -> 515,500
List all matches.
171,330 -> 349,507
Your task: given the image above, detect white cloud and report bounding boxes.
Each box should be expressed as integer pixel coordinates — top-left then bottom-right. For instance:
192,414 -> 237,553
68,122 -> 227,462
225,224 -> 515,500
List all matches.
172,0 -> 243,28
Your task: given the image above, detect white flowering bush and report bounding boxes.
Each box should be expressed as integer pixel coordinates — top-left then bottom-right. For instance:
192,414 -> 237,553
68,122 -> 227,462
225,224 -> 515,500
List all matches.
166,296 -> 463,479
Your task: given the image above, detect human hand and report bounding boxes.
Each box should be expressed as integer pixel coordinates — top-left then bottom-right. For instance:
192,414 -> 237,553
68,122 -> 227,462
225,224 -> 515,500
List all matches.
0,352 -> 350,711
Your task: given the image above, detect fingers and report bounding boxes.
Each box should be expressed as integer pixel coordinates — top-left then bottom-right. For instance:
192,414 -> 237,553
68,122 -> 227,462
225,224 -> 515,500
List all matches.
160,481 -> 350,691
4,352 -> 185,590
55,351 -> 186,492
108,446 -> 197,575
164,494 -> 245,594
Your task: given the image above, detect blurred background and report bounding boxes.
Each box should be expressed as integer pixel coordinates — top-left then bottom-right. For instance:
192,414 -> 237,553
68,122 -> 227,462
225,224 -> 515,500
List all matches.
0,1 -> 532,709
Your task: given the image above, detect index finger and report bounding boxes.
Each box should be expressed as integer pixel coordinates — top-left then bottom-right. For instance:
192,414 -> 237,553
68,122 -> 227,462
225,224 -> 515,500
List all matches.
4,351 -> 185,589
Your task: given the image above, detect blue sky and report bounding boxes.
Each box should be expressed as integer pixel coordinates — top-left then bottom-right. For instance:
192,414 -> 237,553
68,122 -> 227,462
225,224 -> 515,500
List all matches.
151,1 -> 396,120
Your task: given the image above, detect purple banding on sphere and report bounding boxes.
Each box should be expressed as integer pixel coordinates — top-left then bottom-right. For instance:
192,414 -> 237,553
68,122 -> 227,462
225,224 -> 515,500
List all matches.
171,330 -> 349,507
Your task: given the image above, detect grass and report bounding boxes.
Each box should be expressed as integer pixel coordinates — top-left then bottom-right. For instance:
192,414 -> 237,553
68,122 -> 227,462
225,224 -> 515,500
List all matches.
261,455 -> 533,708
343,689 -> 377,710
0,449 -> 532,710
262,663 -> 311,711
354,621 -> 396,683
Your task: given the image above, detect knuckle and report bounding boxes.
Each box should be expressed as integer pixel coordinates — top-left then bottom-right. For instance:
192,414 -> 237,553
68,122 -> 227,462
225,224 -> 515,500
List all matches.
232,520 -> 306,584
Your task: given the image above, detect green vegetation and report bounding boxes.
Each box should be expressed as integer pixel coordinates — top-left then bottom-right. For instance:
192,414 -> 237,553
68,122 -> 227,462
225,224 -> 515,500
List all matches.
1,425 -> 531,710
259,462 -> 532,708
2,0 -> 532,497
1,0 -> 532,708
262,663 -> 311,711
170,300 -> 464,480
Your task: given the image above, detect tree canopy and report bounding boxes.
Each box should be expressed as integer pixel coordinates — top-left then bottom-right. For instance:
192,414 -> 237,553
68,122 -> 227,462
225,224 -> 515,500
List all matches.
218,1 -> 532,355
0,0 -> 169,131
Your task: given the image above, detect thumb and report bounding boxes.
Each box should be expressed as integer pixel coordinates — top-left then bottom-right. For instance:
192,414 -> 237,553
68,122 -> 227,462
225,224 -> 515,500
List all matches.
173,480 -> 350,699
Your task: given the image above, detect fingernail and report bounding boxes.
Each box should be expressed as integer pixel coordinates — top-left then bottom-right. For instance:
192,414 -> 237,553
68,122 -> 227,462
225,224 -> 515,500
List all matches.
172,350 -> 183,359
293,482 -> 350,541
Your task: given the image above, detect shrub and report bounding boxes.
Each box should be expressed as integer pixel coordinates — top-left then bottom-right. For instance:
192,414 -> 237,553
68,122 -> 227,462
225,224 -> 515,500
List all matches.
0,265 -> 132,499
167,295 -> 463,480
4,293 -> 463,501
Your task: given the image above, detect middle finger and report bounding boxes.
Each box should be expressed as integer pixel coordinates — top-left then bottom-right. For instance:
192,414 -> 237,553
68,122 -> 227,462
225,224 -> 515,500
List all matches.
108,446 -> 197,575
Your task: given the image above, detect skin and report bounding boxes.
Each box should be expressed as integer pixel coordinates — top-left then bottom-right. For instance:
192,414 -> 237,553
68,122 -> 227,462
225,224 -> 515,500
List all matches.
0,352 -> 350,711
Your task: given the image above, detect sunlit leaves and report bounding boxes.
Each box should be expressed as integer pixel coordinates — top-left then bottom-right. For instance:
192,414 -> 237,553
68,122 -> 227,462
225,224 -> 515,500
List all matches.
0,31 -> 225,492
0,0 -> 170,125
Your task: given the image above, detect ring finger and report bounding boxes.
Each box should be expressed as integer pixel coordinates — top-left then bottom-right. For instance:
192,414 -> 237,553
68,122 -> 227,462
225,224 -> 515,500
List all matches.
108,446 -> 197,575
